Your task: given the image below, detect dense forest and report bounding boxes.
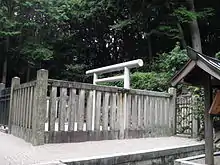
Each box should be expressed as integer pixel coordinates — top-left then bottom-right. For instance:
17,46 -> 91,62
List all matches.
0,0 -> 220,91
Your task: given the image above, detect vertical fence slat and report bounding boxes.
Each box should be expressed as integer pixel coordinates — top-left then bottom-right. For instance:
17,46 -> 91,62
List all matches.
68,88 -> 76,131
19,89 -> 22,127
23,88 -> 26,129
23,88 -> 28,129
49,87 -> 57,131
86,91 -> 93,131
149,97 -> 155,127
22,88 -> 26,128
19,88 -> 23,127
59,88 -> 67,131
137,96 -> 141,129
161,99 -> 165,126
131,95 -> 138,130
110,93 -> 116,130
103,92 -> 110,132
15,90 -> 19,126
12,90 -> 17,125
155,98 -> 159,127
25,87 -> 30,129
165,98 -> 169,126
119,93 -> 124,139
126,94 -> 132,131
143,96 -> 149,129
28,87 -> 33,129
95,91 -> 102,131
116,93 -> 120,132
78,89 -> 85,131
138,95 -> 144,130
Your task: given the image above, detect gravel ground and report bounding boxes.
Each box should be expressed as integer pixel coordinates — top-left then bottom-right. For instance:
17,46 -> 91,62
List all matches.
0,132 -> 203,165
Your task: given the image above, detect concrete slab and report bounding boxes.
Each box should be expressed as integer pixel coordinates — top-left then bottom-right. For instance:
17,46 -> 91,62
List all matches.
0,132 -> 204,165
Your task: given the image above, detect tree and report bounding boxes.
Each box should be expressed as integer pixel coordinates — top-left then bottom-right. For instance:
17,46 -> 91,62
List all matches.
0,0 -> 217,86
186,0 -> 202,52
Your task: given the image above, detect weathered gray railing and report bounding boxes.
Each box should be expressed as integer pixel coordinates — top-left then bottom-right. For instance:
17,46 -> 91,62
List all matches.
9,70 -> 48,145
8,69 -> 177,145
0,84 -> 10,126
44,79 -> 176,143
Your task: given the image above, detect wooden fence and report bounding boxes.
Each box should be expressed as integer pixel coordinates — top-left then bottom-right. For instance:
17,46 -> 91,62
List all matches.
0,84 -> 10,126
176,94 -> 199,138
8,69 -> 177,145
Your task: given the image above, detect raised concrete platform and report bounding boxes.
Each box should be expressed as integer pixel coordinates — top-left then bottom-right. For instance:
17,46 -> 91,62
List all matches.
0,132 -> 204,165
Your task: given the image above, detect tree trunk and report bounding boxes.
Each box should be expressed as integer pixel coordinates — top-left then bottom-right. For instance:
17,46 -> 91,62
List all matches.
2,37 -> 9,84
177,23 -> 187,49
2,0 -> 13,84
2,57 -> 7,84
186,0 -> 202,53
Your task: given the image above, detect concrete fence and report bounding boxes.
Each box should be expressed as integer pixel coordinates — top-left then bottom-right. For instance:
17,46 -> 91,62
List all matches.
7,69 -> 177,146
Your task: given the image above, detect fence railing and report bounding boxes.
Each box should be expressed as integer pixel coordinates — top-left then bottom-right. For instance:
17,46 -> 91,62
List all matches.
0,84 -> 10,127
9,70 -> 48,145
7,69 -> 177,145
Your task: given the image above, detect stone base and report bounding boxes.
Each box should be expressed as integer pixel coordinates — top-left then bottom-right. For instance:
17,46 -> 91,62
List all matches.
175,152 -> 220,165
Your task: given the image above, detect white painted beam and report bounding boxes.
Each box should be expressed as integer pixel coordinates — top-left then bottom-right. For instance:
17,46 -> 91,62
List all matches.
86,59 -> 143,75
95,75 -> 124,83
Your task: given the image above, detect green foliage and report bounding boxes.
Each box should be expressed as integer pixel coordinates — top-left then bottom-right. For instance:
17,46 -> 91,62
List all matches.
215,52 -> 220,59
154,42 -> 189,74
21,43 -> 53,64
0,0 -> 217,87
173,7 -> 198,23
172,6 -> 214,23
131,72 -> 171,91
61,64 -> 89,82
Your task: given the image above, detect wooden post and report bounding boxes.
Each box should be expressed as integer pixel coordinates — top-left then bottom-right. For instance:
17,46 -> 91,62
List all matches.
204,75 -> 214,165
0,83 -> 5,94
0,83 -> 5,126
8,78 -> 20,134
168,88 -> 176,135
168,87 -> 177,135
32,69 -> 48,146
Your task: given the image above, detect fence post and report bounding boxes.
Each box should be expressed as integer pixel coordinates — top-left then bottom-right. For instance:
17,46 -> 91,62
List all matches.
192,96 -> 199,138
168,87 -> 177,135
0,83 -> 5,93
0,83 -> 5,99
0,83 -> 5,100
32,69 -> 48,145
0,83 -> 5,126
8,78 -> 20,133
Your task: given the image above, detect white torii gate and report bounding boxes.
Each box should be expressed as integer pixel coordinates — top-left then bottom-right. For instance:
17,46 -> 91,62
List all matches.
86,59 -> 144,130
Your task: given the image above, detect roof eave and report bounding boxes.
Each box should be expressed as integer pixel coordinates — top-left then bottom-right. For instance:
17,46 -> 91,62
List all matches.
170,60 -> 196,86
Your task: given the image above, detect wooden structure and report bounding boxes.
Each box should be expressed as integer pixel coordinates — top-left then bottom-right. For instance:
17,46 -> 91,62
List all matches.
7,69 -> 176,146
86,59 -> 143,89
0,84 -> 10,126
175,94 -> 199,137
209,90 -> 220,115
86,59 -> 143,131
171,47 -> 220,165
